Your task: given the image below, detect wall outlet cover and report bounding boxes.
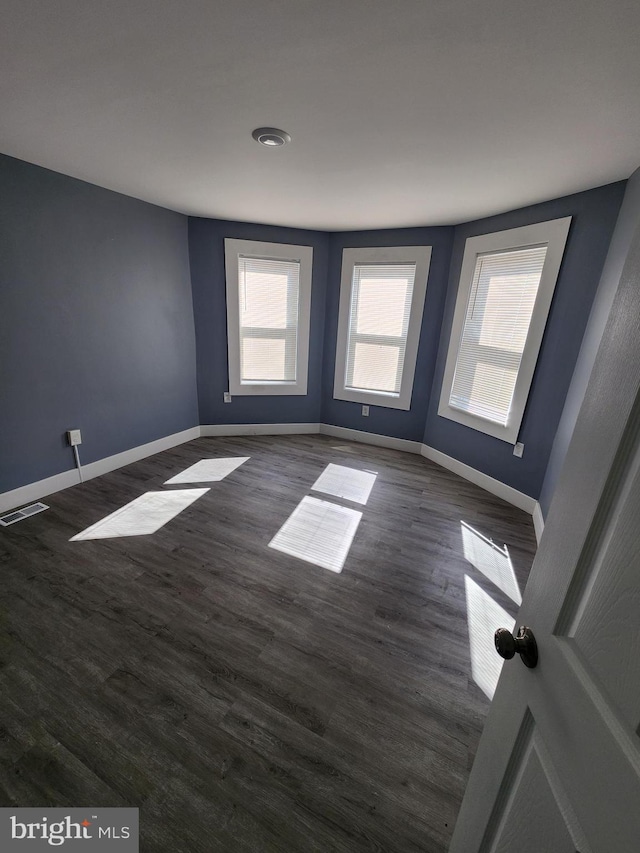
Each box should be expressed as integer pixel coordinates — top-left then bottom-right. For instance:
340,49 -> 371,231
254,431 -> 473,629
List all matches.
362,405 -> 369,416
223,392 -> 232,403
513,442 -> 524,458
67,429 -> 82,446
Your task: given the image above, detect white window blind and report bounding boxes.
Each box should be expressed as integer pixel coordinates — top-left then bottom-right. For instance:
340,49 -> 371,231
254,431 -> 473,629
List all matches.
449,244 -> 548,425
238,255 -> 300,383
345,262 -> 416,395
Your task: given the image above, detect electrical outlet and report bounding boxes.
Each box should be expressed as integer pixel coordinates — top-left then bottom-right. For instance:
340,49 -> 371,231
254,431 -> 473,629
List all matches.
362,405 -> 369,416
223,392 -> 232,403
67,429 -> 82,446
513,442 -> 524,458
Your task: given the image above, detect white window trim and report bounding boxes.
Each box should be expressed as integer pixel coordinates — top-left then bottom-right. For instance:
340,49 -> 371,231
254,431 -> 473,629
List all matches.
438,216 -> 572,443
333,245 -> 432,411
225,238 -> 313,396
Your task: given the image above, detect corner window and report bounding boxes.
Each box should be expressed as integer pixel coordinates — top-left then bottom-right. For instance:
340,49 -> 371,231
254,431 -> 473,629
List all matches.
438,217 -> 571,442
225,239 -> 313,395
333,246 -> 432,410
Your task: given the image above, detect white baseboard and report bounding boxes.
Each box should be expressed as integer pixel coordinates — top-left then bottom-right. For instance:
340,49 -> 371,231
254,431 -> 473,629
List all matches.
0,426 -> 200,513
317,428 -> 535,523
0,469 -> 80,515
1,422 -> 541,534
532,501 -> 545,544
80,426 -> 201,480
201,422 -> 421,455
319,423 -> 422,454
420,444 -> 537,515
200,423 -> 320,437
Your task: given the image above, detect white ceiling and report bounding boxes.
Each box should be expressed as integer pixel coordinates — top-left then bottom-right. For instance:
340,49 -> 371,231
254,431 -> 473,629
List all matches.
1,0 -> 639,230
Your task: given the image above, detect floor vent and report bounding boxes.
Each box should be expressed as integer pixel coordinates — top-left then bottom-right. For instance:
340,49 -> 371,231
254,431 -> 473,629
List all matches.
0,502 -> 49,526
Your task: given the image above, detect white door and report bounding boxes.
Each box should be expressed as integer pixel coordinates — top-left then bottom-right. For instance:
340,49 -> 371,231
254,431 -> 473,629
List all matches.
450,225 -> 640,853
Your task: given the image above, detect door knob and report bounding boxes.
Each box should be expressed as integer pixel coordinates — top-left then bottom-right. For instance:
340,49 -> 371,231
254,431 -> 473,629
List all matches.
494,626 -> 538,668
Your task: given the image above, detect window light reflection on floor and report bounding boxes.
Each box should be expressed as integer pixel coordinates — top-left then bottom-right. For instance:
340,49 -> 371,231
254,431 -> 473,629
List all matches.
70,489 -> 208,541
269,496 -> 362,573
461,521 -> 522,605
311,463 -> 377,505
164,457 -> 249,485
464,574 -> 515,700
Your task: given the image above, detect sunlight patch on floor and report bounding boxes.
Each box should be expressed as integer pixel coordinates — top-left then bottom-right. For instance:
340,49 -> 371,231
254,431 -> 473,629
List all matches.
70,489 -> 208,540
464,574 -> 515,700
311,463 -> 377,505
269,496 -> 362,573
461,521 -> 522,605
165,457 -> 249,484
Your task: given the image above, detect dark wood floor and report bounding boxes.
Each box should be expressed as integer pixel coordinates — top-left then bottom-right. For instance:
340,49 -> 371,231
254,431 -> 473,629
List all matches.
0,435 -> 537,852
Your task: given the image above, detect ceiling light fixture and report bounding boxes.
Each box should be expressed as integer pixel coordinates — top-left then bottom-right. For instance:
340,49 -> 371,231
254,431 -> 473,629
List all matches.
252,127 -> 291,147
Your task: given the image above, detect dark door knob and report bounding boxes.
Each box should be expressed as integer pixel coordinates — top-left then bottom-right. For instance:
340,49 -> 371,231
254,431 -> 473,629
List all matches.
494,626 -> 538,668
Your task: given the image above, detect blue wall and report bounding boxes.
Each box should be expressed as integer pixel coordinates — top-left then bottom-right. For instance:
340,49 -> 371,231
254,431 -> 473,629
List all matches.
423,182 -> 625,498
188,218 -> 329,426
321,227 -> 454,442
0,149 -> 628,509
188,185 -> 625,502
0,154 -> 198,493
539,168 -> 640,516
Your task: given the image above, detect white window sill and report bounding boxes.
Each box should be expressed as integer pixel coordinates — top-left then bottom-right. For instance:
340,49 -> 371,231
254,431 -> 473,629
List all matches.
437,401 -> 518,443
230,381 -> 308,396
333,387 -> 411,410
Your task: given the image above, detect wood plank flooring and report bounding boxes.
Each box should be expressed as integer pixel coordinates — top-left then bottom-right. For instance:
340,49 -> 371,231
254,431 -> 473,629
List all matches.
0,435 -> 537,851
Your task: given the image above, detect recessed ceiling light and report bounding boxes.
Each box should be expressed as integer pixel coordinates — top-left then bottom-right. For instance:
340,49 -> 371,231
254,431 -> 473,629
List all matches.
252,127 -> 291,147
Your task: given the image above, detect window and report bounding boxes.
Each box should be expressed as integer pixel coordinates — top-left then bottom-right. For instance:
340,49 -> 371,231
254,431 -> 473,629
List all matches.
438,217 -> 571,442
225,239 -> 313,395
333,246 -> 432,410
